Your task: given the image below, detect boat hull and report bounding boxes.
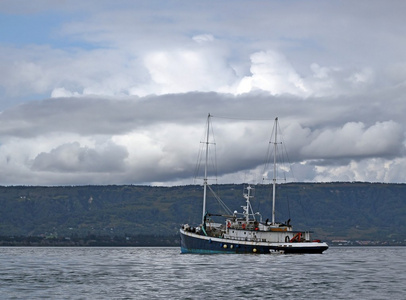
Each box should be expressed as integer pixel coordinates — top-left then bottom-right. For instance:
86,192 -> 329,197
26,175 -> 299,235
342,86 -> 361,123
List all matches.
180,229 -> 328,254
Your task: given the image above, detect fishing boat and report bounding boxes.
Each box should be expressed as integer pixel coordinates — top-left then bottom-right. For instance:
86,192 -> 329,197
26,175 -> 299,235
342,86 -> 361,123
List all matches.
180,114 -> 328,254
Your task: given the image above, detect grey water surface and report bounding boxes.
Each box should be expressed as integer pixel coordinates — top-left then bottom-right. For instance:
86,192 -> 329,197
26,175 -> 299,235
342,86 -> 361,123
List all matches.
0,246 -> 405,299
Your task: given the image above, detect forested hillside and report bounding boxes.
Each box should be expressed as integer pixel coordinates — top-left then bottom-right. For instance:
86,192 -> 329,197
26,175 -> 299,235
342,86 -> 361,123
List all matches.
0,183 -> 405,243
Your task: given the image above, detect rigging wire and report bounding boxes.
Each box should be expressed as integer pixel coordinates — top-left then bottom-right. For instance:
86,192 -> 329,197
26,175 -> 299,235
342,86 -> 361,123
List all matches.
191,114 -> 233,215
256,118 -> 297,222
207,185 -> 233,215
193,114 -> 303,222
211,114 -> 276,121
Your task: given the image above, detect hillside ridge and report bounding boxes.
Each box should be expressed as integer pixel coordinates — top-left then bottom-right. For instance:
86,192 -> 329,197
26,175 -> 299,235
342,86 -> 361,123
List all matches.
0,182 -> 405,244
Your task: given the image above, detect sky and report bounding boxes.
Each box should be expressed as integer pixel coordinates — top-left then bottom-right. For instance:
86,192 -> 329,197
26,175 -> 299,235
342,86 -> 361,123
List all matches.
0,0 -> 406,186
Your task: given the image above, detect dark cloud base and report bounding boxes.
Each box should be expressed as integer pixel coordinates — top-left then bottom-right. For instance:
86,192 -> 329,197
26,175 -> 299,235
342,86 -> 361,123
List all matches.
0,89 -> 405,185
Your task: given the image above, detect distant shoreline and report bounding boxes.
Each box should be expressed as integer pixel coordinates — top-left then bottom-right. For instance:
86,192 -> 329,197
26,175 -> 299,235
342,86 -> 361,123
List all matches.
0,235 -> 404,247
0,235 -> 180,247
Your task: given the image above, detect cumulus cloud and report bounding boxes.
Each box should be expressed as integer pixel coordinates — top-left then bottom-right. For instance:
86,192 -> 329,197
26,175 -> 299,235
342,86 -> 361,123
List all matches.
51,87 -> 80,98
1,1 -> 406,185
133,46 -> 237,96
31,141 -> 128,172
192,34 -> 215,44
3,1 -> 404,104
0,89 -> 404,185
312,158 -> 398,183
301,121 -> 403,159
237,50 -> 308,96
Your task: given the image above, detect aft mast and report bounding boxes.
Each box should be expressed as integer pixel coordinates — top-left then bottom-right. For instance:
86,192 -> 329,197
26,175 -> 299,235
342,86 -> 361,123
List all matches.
272,117 -> 278,225
202,113 -> 211,224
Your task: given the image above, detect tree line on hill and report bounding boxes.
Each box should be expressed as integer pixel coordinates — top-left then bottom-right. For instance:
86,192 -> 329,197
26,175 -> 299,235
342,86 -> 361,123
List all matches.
0,182 -> 405,245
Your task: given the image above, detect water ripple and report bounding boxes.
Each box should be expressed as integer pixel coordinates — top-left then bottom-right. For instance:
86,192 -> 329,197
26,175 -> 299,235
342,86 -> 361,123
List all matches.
0,247 -> 405,299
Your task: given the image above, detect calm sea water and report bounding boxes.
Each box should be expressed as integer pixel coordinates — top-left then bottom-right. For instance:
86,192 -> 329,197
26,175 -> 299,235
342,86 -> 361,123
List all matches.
0,246 -> 405,299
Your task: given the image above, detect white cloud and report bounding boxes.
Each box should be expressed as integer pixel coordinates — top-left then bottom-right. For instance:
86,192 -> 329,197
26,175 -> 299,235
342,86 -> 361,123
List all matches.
0,1 -> 406,185
234,51 -> 380,98
31,141 -> 128,172
192,34 -> 215,44
237,50 -> 309,96
51,87 -> 80,98
348,68 -> 374,85
133,49 -> 236,96
311,157 -> 405,183
0,90 -> 403,185
301,121 -> 403,159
